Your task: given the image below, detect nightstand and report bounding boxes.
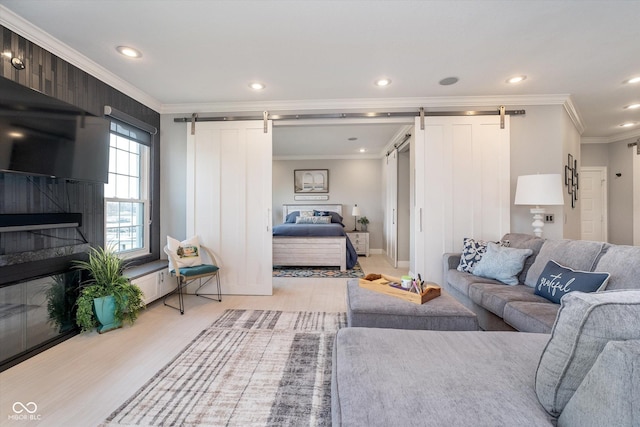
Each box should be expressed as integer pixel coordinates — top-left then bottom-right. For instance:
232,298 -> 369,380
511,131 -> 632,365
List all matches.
347,231 -> 369,257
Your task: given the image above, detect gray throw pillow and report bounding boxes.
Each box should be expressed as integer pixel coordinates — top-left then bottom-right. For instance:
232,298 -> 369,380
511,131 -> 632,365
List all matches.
534,260 -> 610,304
471,242 -> 533,285
535,290 -> 640,417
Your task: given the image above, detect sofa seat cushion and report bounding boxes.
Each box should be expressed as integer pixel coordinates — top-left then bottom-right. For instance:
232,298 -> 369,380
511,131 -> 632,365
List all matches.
468,283 -> 550,318
446,269 -> 501,296
332,328 -> 554,427
524,239 -> 606,287
535,290 -> 640,417
593,244 -> 640,290
503,301 -> 559,333
558,339 -> 640,427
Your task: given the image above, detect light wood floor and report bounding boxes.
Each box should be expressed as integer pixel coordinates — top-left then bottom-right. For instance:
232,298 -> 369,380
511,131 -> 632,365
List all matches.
0,254 -> 406,427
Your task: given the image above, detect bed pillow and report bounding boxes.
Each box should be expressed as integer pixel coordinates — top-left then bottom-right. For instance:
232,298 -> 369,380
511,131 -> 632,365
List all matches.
534,260 -> 610,304
314,210 -> 344,226
471,242 -> 533,285
295,216 -> 331,224
285,211 -> 300,223
167,235 -> 203,270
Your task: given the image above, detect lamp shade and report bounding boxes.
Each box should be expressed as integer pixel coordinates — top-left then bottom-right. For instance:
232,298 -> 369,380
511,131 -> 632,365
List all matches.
352,206 -> 361,216
514,174 -> 564,206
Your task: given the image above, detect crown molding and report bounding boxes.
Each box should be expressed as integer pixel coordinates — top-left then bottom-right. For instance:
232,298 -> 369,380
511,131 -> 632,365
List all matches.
0,6 -> 162,112
582,128 -> 640,144
562,96 -> 585,135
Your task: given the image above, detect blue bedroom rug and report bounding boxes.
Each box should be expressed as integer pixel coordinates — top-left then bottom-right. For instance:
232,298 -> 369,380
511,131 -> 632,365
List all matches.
272,262 -> 364,278
101,309 -> 346,427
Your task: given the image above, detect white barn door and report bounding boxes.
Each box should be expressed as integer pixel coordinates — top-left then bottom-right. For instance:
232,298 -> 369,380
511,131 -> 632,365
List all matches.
186,120 -> 273,295
414,115 -> 510,284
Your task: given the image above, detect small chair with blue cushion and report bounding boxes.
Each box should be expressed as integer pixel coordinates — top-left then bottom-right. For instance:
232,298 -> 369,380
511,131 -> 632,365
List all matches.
163,242 -> 221,314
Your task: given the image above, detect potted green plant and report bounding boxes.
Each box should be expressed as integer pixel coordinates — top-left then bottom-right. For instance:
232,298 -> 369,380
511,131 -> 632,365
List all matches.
358,216 -> 370,232
74,247 -> 145,333
46,271 -> 80,333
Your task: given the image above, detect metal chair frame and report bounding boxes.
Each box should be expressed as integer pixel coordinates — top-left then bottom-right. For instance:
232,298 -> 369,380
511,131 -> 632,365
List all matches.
163,244 -> 222,314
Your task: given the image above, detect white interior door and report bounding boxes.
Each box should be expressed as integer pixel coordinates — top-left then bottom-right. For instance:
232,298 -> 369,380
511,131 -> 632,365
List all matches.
580,167 -> 607,242
413,115 -> 510,284
385,149 -> 398,267
187,120 -> 273,295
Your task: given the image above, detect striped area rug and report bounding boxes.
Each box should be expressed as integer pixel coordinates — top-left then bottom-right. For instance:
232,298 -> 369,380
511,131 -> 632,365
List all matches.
102,309 -> 346,426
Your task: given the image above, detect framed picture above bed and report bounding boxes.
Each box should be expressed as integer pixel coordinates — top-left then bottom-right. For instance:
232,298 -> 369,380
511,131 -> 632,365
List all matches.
294,169 -> 329,193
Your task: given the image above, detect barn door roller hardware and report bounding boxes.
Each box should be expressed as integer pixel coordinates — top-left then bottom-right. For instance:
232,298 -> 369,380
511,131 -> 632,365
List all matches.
178,106 -> 525,132
628,137 -> 640,155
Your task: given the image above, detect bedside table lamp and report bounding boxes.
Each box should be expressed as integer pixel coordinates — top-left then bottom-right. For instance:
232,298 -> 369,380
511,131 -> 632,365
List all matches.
352,205 -> 361,231
514,174 -> 564,237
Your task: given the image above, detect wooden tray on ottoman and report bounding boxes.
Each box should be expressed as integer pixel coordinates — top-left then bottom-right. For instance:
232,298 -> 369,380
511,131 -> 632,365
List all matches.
358,274 -> 441,304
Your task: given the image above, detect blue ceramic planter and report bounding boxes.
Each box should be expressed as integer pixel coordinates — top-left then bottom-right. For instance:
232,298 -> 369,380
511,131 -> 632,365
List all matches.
93,295 -> 122,333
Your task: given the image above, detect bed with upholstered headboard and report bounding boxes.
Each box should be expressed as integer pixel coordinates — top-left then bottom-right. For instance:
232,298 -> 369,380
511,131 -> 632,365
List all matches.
272,204 -> 358,271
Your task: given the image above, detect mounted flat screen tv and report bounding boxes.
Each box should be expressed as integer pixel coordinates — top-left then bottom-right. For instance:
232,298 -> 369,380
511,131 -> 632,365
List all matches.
0,77 -> 110,183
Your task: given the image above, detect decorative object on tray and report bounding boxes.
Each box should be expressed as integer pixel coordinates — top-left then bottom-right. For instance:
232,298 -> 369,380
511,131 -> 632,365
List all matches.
358,273 -> 441,304
294,169 -> 329,193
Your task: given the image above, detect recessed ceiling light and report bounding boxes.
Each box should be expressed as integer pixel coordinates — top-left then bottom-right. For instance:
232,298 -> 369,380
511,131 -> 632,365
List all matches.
439,77 -> 459,86
116,46 -> 142,58
624,77 -> 640,84
620,122 -> 636,128
624,103 -> 640,110
249,82 -> 265,90
375,78 -> 392,87
506,75 -> 527,84
359,148 -> 366,153
348,137 -> 358,141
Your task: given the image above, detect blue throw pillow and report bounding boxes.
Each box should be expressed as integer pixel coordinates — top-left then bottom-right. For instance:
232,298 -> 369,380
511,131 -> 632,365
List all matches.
534,260 -> 610,304
472,242 -> 533,285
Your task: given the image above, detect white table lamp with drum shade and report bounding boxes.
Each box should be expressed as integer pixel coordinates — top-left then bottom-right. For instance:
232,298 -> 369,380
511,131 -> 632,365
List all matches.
352,205 -> 361,231
514,174 -> 564,237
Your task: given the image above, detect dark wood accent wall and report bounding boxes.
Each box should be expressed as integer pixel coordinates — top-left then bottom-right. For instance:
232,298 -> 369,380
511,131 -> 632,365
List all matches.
0,25 -> 161,285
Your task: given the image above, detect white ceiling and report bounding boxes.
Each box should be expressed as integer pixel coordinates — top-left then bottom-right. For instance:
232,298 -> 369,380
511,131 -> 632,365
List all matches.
1,0 -> 639,156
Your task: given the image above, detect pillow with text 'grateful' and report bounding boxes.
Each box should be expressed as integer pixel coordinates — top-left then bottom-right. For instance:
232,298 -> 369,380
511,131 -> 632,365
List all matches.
534,260 -> 610,304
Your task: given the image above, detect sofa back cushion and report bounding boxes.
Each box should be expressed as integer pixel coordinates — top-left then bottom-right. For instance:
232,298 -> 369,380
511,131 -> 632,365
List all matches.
524,239 -> 606,287
501,233 -> 545,284
593,244 -> 640,290
535,290 -> 640,417
557,339 -> 640,427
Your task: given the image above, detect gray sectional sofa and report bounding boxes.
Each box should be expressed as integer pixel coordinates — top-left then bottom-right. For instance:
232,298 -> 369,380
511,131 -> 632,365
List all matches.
443,233 -> 640,332
332,234 -> 640,426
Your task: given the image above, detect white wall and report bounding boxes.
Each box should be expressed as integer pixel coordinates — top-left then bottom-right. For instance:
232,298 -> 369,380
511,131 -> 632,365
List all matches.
272,159 -> 384,251
561,108 -> 583,239
159,114 -> 188,249
509,105 -> 567,240
582,139 -> 635,245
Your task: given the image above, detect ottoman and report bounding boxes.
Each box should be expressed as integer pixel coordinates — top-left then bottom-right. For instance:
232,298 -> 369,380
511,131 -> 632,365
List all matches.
346,278 -> 478,330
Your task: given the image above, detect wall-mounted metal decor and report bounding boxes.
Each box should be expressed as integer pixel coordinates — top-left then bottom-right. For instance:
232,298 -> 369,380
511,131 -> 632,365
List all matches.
565,154 -> 579,208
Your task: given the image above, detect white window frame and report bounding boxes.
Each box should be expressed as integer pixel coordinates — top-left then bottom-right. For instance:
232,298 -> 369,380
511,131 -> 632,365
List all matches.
104,131 -> 151,260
